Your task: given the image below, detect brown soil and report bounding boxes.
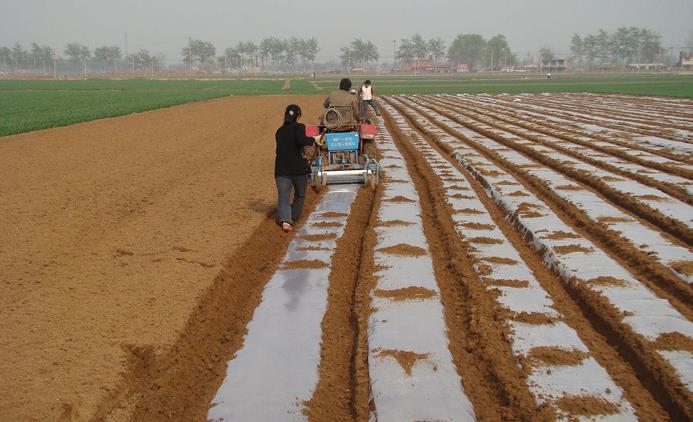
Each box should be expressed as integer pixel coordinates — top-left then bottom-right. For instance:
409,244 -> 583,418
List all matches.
484,278 -> 530,288
373,349 -> 430,376
321,212 -> 348,218
459,222 -> 496,230
386,195 -> 416,203
553,245 -> 594,255
377,219 -> 415,227
0,94 -> 325,421
652,332 -> 693,352
300,233 -> 339,241
482,257 -> 520,265
598,216 -> 634,224
282,259 -> 330,269
555,184 -> 584,191
374,286 -> 438,301
456,207 -> 485,215
469,236 -> 504,245
587,276 -> 630,287
377,243 -> 427,256
525,347 -> 589,367
671,260 -> 693,277
312,221 -> 343,228
508,190 -> 530,197
448,193 -> 476,199
555,395 -> 620,416
545,231 -> 582,240
511,312 -> 556,325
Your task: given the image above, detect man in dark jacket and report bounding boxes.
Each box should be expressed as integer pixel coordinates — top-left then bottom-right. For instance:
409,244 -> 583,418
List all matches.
275,104 -> 317,232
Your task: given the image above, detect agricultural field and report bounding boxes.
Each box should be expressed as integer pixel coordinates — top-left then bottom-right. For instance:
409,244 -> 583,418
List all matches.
2,74 -> 692,137
1,89 -> 692,421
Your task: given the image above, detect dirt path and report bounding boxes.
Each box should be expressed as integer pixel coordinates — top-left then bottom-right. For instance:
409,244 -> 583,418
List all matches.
0,94 -> 324,421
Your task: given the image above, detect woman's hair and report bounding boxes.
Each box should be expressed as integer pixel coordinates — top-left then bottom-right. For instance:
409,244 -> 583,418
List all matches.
364,80 -> 371,85
284,104 -> 302,123
339,78 -> 352,91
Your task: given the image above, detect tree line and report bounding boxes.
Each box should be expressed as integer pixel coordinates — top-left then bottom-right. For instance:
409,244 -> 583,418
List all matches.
0,27 -> 678,76
182,37 -> 320,73
569,27 -> 665,69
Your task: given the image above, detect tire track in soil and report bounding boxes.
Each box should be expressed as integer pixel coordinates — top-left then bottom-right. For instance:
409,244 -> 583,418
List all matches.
384,100 -> 669,420
382,108 -> 545,421
415,95 -> 693,245
304,174 -> 376,421
395,97 -> 693,311
434,95 -> 693,203
384,96 -> 693,420
95,190 -> 323,421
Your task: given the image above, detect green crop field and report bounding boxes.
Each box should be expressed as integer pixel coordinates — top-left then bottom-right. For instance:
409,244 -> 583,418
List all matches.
1,74 -> 691,137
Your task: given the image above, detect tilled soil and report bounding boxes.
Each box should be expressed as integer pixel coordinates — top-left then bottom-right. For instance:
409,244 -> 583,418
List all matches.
0,94 -> 325,421
3,92 -> 692,421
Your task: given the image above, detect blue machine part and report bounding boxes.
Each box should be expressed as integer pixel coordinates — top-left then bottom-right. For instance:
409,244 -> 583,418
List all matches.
325,132 -> 359,151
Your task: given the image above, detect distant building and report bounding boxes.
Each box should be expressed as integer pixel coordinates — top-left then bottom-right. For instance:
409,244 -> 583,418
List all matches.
541,58 -> 571,72
400,59 -> 451,73
680,52 -> 693,69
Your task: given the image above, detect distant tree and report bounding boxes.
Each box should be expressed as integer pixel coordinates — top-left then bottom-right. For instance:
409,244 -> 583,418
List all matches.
285,37 -> 300,68
0,46 -> 11,70
485,35 -> 512,70
268,37 -> 286,65
65,43 -> 90,76
11,43 -> 27,72
569,34 -> 583,68
396,39 -> 415,61
428,37 -> 446,69
259,38 -> 273,69
447,34 -> 486,70
223,47 -> 242,70
594,29 -> 612,65
639,28 -> 664,63
94,46 -> 121,73
349,38 -> 379,66
539,47 -> 555,68
181,39 -> 215,69
582,34 -> 597,68
299,37 -> 319,71
410,34 -> 428,61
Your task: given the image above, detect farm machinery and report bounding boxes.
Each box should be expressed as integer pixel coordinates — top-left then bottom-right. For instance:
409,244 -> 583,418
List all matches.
304,107 -> 380,190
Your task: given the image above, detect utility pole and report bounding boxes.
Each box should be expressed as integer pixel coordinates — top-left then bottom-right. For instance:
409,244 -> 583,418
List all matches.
393,40 -> 396,71
124,33 -> 128,75
188,36 -> 193,76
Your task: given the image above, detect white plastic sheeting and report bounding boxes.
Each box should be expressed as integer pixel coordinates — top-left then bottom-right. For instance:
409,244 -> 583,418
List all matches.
367,119 -> 477,421
208,185 -> 358,421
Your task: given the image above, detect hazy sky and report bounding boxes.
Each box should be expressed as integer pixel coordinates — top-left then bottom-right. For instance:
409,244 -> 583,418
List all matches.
1,0 -> 691,63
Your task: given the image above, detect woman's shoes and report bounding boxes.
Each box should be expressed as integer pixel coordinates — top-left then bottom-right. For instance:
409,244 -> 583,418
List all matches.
281,222 -> 294,232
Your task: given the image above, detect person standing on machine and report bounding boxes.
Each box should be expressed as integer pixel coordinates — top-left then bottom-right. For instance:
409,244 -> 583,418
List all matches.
359,79 -> 380,121
275,104 -> 318,232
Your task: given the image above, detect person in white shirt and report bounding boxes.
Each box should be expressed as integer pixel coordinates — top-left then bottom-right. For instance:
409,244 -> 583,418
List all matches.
359,80 -> 381,121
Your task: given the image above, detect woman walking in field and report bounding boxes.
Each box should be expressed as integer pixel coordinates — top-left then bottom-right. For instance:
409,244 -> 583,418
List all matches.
274,104 -> 317,232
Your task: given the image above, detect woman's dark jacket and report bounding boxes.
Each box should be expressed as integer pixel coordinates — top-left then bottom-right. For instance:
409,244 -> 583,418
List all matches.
275,122 -> 315,177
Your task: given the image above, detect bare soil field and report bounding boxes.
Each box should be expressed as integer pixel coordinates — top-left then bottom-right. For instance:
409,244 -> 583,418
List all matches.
0,95 -> 325,421
2,92 -> 692,422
